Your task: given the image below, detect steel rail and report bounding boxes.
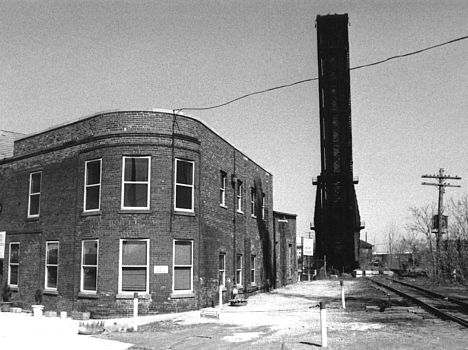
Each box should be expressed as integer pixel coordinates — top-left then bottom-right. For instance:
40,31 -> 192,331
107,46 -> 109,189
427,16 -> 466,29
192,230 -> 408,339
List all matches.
369,278 -> 468,328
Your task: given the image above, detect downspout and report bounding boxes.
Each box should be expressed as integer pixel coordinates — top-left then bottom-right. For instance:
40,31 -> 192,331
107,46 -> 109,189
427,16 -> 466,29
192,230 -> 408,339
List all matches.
72,152 -> 80,311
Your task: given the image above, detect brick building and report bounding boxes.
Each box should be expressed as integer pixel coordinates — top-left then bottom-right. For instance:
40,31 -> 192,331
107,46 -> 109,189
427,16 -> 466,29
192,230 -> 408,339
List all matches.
0,110 -> 284,316
273,211 -> 297,287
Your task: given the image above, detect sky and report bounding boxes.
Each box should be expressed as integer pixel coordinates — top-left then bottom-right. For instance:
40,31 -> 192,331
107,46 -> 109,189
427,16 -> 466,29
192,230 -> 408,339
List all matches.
1,0 -> 468,246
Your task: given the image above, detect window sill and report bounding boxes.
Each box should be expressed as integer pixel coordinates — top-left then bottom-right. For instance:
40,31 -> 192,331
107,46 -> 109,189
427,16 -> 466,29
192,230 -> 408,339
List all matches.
78,292 -> 98,299
10,286 -> 18,292
116,293 -> 151,300
43,289 -> 58,296
173,210 -> 195,217
170,292 -> 195,299
236,210 -> 244,215
119,210 -> 151,214
220,204 -> 228,209
26,217 -> 40,222
81,211 -> 101,217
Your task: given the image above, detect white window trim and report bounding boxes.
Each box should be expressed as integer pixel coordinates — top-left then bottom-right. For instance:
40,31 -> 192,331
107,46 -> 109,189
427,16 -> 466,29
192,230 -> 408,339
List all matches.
172,240 -> 194,294
118,239 -> 150,294
121,156 -> 151,210
174,159 -> 195,212
84,159 -> 102,212
220,171 -> 227,207
250,188 -> 256,218
45,241 -> 59,291
250,255 -> 256,285
261,193 -> 265,220
8,242 -> 20,287
236,254 -> 243,287
236,181 -> 243,213
28,171 -> 41,218
219,253 -> 226,287
80,240 -> 99,293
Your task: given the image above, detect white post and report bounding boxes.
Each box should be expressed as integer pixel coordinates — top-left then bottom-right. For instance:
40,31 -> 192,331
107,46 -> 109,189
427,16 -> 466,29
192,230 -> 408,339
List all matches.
133,292 -> 138,332
340,280 -> 346,309
219,285 -> 223,309
320,302 -> 327,348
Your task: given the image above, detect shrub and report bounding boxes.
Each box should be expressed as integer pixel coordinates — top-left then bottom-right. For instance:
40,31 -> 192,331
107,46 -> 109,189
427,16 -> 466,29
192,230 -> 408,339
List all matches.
2,282 -> 11,302
34,289 -> 43,304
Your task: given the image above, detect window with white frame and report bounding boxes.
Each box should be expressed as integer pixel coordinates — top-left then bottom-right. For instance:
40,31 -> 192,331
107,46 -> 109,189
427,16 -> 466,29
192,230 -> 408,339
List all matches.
45,241 -> 59,290
121,156 -> 150,209
236,180 -> 243,213
261,193 -> 265,220
250,255 -> 256,284
28,171 -> 42,217
219,171 -> 227,207
173,240 -> 193,292
250,187 -> 256,218
236,254 -> 243,286
120,239 -> 149,293
175,159 -> 194,212
81,240 -> 98,292
8,243 -> 19,287
84,159 -> 101,212
288,243 -> 293,278
219,253 -> 226,287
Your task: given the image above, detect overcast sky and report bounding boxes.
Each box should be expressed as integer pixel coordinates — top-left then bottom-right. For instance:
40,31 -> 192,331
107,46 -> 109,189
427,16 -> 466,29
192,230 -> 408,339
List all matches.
1,0 -> 468,246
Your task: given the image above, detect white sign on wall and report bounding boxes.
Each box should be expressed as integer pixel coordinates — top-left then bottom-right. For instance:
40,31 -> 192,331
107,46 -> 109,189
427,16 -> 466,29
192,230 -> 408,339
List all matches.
153,265 -> 169,274
303,238 -> 314,256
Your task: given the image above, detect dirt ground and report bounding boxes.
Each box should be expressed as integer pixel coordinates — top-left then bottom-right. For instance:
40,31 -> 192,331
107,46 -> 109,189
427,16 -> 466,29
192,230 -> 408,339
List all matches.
98,279 -> 468,349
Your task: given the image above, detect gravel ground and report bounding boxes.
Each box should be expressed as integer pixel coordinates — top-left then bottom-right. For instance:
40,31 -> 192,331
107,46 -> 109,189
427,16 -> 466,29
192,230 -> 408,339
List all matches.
98,279 -> 468,349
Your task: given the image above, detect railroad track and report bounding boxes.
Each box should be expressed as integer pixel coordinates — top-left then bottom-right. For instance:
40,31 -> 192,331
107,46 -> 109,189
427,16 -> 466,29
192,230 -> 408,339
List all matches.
369,277 -> 468,328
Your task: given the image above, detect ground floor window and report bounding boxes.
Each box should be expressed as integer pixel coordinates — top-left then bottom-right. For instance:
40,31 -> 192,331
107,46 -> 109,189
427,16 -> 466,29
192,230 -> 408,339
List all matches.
81,240 -> 98,292
45,241 -> 59,290
236,254 -> 243,286
8,243 -> 20,287
120,239 -> 149,293
219,253 -> 226,287
250,255 -> 256,285
173,240 -> 193,292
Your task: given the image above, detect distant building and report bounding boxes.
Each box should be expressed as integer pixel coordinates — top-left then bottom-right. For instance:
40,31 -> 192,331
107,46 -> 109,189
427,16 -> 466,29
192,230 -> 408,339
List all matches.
358,240 -> 373,269
0,130 -> 25,159
0,110 -> 294,316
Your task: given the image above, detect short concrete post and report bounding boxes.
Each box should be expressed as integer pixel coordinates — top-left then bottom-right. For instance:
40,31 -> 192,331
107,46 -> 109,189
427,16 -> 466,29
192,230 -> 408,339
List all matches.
320,301 -> 327,348
340,280 -> 346,309
219,285 -> 223,309
133,292 -> 138,332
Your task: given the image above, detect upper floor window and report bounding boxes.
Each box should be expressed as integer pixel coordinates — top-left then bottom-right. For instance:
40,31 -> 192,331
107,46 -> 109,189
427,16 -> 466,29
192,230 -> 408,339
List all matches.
84,159 -> 101,212
250,187 -> 256,218
119,239 -> 149,293
220,171 -> 227,207
173,240 -> 193,293
81,240 -> 98,293
219,253 -> 226,287
28,171 -> 42,217
236,180 -> 243,213
45,241 -> 59,290
261,193 -> 266,220
121,156 -> 150,210
8,243 -> 20,287
175,159 -> 194,212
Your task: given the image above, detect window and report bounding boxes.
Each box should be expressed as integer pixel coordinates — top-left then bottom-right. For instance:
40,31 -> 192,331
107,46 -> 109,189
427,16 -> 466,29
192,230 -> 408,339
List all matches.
84,159 -> 101,211
236,180 -> 243,213
28,171 -> 42,217
120,239 -> 149,293
8,243 -> 19,287
219,253 -> 226,287
250,255 -> 256,284
236,254 -> 243,286
250,187 -> 256,218
173,240 -> 193,292
121,156 -> 150,209
219,171 -> 227,207
288,244 -> 293,278
175,159 -> 194,212
81,240 -> 98,292
45,241 -> 59,290
261,193 -> 266,220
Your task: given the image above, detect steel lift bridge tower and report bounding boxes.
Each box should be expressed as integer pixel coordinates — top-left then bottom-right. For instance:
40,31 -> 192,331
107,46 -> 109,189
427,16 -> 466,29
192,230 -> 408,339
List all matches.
313,14 -> 363,273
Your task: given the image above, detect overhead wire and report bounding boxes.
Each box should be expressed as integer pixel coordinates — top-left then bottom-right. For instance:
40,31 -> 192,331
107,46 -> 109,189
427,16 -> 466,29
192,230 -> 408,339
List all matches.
174,34 -> 468,114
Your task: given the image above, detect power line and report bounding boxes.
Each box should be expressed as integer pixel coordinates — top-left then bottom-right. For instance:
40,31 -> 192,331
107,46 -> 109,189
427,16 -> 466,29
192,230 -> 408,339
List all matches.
174,34 -> 468,113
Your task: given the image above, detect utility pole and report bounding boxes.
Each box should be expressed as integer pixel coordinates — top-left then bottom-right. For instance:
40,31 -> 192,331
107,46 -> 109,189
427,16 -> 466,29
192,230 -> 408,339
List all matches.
421,168 -> 461,279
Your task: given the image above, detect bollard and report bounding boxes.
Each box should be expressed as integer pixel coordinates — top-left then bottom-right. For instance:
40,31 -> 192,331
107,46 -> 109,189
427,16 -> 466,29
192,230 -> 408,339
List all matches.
340,280 -> 346,309
219,285 -> 223,309
133,292 -> 138,332
320,301 -> 327,348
